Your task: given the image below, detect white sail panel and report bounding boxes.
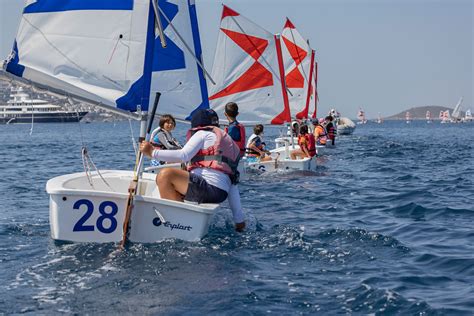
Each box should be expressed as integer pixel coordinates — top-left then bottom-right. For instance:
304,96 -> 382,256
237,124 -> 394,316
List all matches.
149,0 -> 209,121
451,97 -> 463,119
209,5 -> 290,125
280,18 -> 312,119
5,0 -> 154,112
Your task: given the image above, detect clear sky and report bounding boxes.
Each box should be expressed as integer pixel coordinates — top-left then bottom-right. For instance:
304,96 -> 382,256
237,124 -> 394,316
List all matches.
0,0 -> 472,118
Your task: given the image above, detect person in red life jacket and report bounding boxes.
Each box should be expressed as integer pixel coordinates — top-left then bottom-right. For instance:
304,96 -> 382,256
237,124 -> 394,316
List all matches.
223,102 -> 246,158
312,118 -> 328,146
290,124 -> 316,160
246,124 -> 272,163
140,109 -> 246,232
324,115 -> 336,146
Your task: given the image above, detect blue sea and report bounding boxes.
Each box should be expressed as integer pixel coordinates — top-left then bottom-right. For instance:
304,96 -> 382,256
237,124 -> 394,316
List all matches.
0,120 -> 473,315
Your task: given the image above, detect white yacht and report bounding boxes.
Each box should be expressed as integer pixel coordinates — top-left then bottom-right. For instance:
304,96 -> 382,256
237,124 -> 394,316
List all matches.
0,87 -> 87,124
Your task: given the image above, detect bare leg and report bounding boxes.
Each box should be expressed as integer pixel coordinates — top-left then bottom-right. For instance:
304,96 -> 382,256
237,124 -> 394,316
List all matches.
156,168 -> 190,201
291,149 -> 307,160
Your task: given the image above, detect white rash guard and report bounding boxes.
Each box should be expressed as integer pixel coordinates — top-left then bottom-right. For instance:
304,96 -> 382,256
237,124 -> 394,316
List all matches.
152,130 -> 245,224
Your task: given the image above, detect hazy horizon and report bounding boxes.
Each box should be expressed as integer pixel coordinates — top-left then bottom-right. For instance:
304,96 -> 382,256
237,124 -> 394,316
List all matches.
1,0 -> 472,118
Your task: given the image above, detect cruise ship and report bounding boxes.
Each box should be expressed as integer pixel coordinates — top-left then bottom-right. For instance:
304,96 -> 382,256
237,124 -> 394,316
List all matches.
0,87 -> 87,124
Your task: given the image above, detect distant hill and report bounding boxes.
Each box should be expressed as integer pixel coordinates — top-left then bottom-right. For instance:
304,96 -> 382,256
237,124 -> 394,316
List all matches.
386,105 -> 464,120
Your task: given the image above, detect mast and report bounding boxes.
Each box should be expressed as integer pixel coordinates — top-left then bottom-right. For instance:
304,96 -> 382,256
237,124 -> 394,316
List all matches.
273,34 -> 291,124
312,62 -> 318,118
297,49 -> 315,120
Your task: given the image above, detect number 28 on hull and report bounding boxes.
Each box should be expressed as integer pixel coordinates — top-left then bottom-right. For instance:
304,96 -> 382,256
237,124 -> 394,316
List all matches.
47,171 -> 219,243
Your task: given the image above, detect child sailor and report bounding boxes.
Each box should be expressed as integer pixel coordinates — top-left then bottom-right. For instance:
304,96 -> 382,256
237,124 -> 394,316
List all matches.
223,102 -> 246,158
290,124 -> 316,159
246,124 -> 272,162
149,114 -> 182,166
140,109 -> 246,232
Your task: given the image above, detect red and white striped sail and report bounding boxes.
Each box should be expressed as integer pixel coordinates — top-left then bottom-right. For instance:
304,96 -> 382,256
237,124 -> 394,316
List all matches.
280,18 -> 313,119
209,5 -> 290,125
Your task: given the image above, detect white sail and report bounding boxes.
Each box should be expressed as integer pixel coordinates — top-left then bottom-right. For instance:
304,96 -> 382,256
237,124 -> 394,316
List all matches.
440,110 -> 450,123
357,108 -> 367,124
377,112 -> 383,124
4,0 -> 155,113
208,5 -> 290,125
149,0 -> 209,121
426,110 -> 432,122
451,97 -> 463,119
280,18 -> 313,119
465,109 -> 472,120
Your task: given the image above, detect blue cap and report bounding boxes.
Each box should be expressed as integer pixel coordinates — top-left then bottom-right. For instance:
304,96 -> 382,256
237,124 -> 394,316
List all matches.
191,109 -> 220,128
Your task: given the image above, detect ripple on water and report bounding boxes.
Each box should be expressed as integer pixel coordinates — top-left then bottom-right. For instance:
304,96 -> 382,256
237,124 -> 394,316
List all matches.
1,121 -> 473,314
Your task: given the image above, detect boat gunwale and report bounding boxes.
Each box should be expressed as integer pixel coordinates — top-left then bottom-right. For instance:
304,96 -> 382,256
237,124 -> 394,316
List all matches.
46,170 -> 219,213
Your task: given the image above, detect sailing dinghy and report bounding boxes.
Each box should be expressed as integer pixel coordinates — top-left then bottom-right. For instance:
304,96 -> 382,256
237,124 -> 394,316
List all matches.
270,18 -> 323,160
450,97 -> 463,123
336,117 -> 356,135
208,6 -> 316,172
405,111 -> 412,124
3,0 -> 220,243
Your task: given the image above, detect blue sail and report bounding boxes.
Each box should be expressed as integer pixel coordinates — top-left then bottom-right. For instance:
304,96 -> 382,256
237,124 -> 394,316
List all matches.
4,0 -> 155,113
149,0 -> 209,121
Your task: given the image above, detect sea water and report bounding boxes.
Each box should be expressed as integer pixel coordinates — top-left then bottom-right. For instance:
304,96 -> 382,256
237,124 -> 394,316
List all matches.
0,120 -> 473,314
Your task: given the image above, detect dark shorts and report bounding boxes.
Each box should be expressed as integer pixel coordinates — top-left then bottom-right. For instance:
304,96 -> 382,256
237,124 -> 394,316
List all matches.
184,173 -> 228,204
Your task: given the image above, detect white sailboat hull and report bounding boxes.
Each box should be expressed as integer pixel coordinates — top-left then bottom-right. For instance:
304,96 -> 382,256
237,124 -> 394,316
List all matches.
46,170 -> 218,243
243,145 -> 317,173
245,156 -> 316,173
337,117 -> 356,135
274,136 -> 327,154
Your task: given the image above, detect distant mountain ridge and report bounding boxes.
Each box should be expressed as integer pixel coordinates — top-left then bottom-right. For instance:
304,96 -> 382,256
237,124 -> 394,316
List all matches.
386,105 -> 465,120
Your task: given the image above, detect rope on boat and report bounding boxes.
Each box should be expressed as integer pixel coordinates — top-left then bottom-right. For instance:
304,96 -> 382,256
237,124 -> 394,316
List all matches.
75,109 -> 114,191
128,118 -> 138,155
81,145 -> 114,191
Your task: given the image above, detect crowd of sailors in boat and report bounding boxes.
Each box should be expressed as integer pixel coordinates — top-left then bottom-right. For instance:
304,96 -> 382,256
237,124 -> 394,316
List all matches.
144,102 -> 338,168
138,102 -> 339,232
